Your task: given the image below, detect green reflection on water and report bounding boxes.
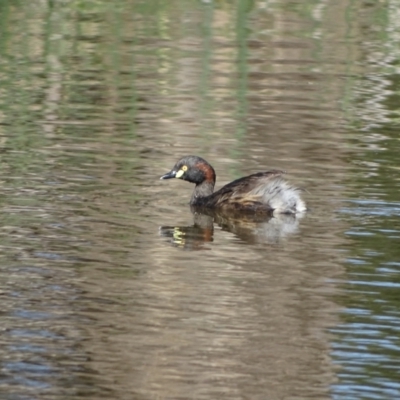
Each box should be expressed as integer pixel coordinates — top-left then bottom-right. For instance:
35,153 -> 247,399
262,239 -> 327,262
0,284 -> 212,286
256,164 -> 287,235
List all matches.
334,1 -> 400,397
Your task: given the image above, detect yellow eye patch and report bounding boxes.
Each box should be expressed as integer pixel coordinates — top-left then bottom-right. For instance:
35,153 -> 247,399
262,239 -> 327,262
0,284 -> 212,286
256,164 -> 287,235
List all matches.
175,165 -> 188,178
175,169 -> 184,178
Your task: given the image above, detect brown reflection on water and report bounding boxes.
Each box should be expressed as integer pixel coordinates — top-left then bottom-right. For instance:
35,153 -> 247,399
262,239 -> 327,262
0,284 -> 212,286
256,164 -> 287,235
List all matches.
77,215 -> 343,400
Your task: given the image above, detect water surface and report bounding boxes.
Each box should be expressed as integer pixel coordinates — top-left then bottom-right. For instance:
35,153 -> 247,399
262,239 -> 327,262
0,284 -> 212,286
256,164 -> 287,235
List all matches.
0,1 -> 399,399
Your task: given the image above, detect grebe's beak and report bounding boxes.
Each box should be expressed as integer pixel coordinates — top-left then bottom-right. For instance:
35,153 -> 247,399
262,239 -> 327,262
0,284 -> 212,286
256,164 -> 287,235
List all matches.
160,170 -> 176,180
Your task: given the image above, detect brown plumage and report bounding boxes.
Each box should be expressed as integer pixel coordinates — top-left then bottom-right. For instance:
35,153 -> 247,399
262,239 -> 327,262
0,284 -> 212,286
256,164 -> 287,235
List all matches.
160,155 -> 306,215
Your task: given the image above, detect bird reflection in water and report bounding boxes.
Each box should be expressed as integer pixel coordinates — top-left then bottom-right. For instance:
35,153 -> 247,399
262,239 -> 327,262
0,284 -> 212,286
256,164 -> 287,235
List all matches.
159,206 -> 304,250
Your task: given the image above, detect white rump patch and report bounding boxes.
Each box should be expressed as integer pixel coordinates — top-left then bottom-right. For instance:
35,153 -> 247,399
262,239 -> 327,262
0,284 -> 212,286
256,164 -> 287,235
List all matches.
248,177 -> 306,214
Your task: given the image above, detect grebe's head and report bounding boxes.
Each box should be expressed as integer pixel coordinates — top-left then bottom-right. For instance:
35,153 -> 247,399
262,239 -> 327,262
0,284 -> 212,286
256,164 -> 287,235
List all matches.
160,155 -> 216,185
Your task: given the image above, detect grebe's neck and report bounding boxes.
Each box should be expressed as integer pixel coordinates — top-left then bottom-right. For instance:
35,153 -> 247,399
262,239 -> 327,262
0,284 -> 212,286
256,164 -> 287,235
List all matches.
190,180 -> 215,205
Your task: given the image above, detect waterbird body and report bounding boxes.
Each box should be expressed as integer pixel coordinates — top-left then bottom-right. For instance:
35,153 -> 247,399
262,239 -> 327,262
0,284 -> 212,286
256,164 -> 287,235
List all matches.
160,155 -> 306,215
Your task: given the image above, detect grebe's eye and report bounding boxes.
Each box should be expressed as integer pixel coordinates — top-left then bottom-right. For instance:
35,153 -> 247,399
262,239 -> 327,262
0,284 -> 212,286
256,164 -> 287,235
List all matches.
175,165 -> 187,179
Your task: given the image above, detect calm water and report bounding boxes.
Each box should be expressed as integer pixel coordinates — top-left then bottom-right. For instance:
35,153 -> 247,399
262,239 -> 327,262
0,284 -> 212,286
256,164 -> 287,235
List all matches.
0,1 -> 399,399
